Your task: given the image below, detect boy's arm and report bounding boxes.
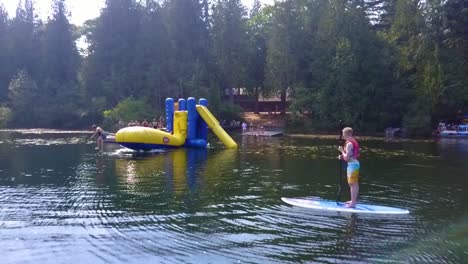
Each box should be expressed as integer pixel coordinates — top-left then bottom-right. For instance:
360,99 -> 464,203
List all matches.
341,142 -> 353,161
89,131 -> 97,140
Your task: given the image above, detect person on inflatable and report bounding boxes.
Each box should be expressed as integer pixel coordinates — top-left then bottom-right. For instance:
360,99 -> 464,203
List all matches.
338,127 -> 360,208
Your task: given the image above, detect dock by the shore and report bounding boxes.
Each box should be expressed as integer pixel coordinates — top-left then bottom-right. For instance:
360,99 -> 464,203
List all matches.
243,130 -> 283,137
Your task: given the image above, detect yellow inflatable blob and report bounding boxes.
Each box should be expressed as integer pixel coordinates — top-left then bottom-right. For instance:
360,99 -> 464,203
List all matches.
115,126 -> 184,147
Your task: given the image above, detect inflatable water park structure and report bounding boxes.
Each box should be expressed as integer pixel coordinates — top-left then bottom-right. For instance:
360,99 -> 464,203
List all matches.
115,98 -> 238,151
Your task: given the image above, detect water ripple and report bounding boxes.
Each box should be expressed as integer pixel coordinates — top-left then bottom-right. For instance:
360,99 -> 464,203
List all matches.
0,131 -> 467,263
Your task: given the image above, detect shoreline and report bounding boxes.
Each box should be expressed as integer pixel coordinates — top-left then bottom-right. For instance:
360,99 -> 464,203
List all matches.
0,127 -> 444,142
287,133 -> 441,142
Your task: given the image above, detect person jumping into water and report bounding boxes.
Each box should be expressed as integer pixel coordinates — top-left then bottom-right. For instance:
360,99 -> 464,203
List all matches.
338,127 -> 360,208
90,125 -> 106,151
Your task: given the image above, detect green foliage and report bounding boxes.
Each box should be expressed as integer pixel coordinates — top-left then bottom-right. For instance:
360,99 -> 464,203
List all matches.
443,0 -> 468,66
212,102 -> 244,123
299,0 -> 392,131
8,70 -> 41,126
103,98 -> 155,125
163,0 -> 211,98
403,108 -> 433,136
8,0 -> 41,82
211,0 -> 249,101
83,0 -> 140,106
0,5 -> 9,101
0,0 -> 465,134
35,0 -> 82,128
131,2 -> 171,110
265,1 -> 305,113
285,113 -> 314,133
0,106 -> 12,127
42,0 -> 80,85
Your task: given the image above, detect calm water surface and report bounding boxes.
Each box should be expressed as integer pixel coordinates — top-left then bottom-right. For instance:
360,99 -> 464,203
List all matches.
0,129 -> 467,263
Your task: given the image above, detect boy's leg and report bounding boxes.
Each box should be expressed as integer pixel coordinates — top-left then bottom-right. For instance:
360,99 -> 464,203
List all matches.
345,162 -> 360,207
348,183 -> 359,207
98,138 -> 103,151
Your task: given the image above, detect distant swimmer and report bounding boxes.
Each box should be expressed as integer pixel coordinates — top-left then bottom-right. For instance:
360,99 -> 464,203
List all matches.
90,125 -> 106,151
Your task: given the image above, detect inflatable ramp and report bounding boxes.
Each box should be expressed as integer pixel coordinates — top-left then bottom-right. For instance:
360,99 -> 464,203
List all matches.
196,105 -> 238,149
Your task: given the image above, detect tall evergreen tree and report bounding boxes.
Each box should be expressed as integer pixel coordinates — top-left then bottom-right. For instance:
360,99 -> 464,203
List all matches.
443,0 -> 468,74
132,0 -> 171,110
423,0 -> 468,121
8,70 -> 40,126
265,0 -> 305,114
368,0 -> 398,30
39,0 -> 81,127
0,5 -> 10,101
163,0 -> 211,98
8,0 -> 41,83
246,1 -> 271,113
385,0 -> 439,134
83,0 -> 140,107
211,0 -> 249,103
292,0 -> 398,130
201,0 -> 211,28
42,0 -> 80,84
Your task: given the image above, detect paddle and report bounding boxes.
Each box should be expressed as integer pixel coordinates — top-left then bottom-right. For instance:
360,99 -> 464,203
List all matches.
336,120 -> 344,204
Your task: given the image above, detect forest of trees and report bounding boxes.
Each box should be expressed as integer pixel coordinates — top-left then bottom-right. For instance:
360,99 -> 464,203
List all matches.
0,0 -> 466,135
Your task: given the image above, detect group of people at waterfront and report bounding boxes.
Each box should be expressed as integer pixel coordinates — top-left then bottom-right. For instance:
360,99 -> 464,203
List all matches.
241,121 -> 265,135
122,116 -> 165,129
437,122 -> 463,132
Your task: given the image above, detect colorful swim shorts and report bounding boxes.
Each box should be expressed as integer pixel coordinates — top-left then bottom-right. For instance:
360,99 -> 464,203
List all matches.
346,161 -> 360,184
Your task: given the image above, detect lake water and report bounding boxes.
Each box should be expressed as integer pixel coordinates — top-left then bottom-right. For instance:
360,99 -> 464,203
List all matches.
0,129 -> 467,263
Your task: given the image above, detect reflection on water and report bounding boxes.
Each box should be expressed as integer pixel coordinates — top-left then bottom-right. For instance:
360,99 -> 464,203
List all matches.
0,130 -> 467,263
112,149 -> 211,194
437,137 -> 468,153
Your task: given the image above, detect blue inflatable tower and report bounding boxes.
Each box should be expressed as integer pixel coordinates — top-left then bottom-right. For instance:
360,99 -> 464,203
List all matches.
166,97 -> 208,148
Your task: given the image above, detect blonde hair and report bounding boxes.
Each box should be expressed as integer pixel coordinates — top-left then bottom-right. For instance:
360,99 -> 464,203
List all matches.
343,127 -> 353,137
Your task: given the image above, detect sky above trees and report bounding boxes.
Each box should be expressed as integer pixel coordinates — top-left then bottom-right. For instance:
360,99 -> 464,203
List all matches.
1,0 -> 274,25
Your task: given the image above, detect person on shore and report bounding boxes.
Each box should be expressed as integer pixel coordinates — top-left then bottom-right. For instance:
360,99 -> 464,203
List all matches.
260,125 -> 265,134
90,125 -> 106,151
338,127 -> 360,208
117,120 -> 125,131
158,116 -> 164,128
242,122 -> 247,134
142,119 -> 149,127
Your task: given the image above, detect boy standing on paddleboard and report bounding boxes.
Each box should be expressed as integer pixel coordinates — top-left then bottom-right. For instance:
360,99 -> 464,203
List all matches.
338,127 -> 360,208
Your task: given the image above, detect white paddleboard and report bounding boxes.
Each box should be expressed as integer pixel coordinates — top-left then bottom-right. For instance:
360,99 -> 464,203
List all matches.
282,197 -> 409,215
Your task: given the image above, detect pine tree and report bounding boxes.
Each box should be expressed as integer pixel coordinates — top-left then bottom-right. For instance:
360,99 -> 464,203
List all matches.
9,0 -> 41,82
8,70 -> 40,126
443,0 -> 468,74
0,5 -> 10,101
163,0 -> 211,98
40,0 -> 82,127
132,0 -> 171,110
265,0 -> 305,114
211,0 -> 249,103
43,0 -> 80,84
246,0 -> 271,113
83,0 -> 140,106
